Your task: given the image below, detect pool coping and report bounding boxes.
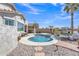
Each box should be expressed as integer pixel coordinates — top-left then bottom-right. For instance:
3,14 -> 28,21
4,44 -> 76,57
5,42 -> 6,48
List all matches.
19,33 -> 58,46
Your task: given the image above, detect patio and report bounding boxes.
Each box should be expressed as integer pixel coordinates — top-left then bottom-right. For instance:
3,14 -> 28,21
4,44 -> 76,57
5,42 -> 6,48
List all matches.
7,40 -> 79,56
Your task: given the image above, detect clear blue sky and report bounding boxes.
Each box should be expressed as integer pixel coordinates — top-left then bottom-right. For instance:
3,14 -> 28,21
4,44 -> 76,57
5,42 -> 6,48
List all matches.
14,3 -> 79,28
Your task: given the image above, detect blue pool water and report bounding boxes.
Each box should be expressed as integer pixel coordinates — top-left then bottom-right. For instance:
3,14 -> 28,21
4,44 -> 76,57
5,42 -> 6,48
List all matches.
28,34 -> 53,42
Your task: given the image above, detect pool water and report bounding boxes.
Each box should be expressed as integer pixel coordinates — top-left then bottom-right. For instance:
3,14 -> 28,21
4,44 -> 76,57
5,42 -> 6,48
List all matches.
28,34 -> 53,42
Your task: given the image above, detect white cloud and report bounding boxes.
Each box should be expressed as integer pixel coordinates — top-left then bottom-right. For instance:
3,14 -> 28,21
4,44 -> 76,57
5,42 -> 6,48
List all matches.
59,4 -> 67,17
27,10 -> 40,15
61,5 -> 66,13
51,3 -> 64,6
51,3 -> 58,6
59,15 -> 71,20
20,3 -> 43,15
51,3 -> 66,16
53,14 -> 70,20
59,3 -> 65,5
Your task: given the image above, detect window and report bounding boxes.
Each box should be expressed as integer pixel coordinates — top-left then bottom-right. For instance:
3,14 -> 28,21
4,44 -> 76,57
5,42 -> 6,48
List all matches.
17,22 -> 24,31
4,18 -> 15,26
5,19 -> 9,25
9,20 -> 14,26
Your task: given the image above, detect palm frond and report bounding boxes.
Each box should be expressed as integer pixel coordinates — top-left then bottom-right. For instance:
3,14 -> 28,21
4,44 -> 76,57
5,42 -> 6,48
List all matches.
74,6 -> 78,11
64,3 -> 79,13
64,6 -> 70,13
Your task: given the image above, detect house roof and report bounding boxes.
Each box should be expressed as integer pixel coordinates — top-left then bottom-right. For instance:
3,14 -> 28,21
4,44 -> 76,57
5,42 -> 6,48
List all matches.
0,3 -> 26,21
0,3 -> 16,11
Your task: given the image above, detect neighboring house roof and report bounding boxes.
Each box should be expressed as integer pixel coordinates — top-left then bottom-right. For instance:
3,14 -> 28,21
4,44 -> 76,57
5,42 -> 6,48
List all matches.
0,3 -> 26,21
0,3 -> 16,11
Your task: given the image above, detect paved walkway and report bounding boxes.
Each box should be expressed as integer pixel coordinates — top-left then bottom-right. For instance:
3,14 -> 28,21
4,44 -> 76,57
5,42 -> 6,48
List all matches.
35,40 -> 79,55
54,40 -> 79,52
7,40 -> 79,56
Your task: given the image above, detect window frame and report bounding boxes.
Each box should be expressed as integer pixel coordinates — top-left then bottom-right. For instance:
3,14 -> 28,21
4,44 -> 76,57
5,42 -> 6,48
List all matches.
4,18 -> 15,26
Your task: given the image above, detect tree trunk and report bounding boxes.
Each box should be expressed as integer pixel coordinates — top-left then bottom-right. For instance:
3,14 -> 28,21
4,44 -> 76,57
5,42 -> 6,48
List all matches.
71,12 -> 74,34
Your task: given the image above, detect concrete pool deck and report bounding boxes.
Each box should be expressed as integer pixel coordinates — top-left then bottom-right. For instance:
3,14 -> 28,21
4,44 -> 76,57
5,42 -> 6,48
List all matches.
7,41 -> 79,56
44,40 -> 79,55
54,40 -> 79,52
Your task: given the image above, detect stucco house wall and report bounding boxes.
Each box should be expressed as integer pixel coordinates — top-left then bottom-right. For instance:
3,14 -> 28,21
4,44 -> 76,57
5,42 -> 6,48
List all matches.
0,16 -> 18,55
16,15 -> 25,34
0,4 -> 26,55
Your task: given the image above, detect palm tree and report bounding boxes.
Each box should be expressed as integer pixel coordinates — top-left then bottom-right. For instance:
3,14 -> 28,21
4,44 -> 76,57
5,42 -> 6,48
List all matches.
64,3 -> 79,34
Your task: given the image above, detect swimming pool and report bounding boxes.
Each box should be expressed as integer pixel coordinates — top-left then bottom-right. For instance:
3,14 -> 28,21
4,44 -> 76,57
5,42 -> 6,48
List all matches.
28,34 -> 53,42
20,33 -> 58,46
